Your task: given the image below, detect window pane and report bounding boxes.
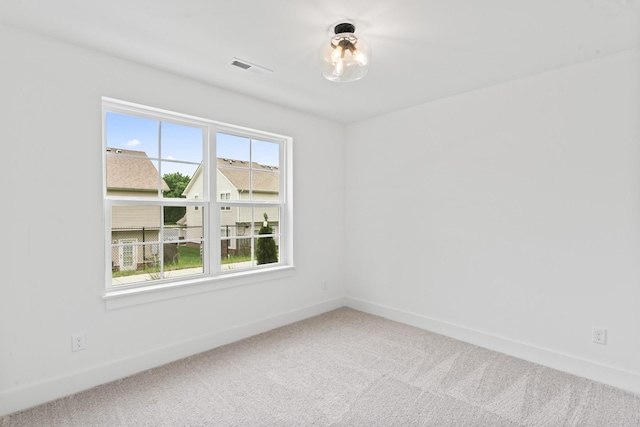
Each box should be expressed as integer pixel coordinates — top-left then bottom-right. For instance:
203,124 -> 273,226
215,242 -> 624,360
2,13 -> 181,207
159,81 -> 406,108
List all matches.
181,206 -> 204,242
220,206 -> 252,238
110,204 -> 204,286
255,207 -> 279,266
254,207 -> 280,235
252,139 -> 279,168
252,139 -> 279,202
235,206 -> 253,228
106,151 -> 163,197
112,205 -> 162,231
162,242 -> 204,280
217,160 -> 250,200
164,206 -> 204,279
160,122 -> 203,164
217,132 -> 250,161
221,237 -> 252,270
221,206 -> 252,270
111,242 -> 162,287
111,205 -> 161,287
250,167 -> 279,202
254,235 -> 280,265
105,112 -> 159,158
161,162 -> 201,200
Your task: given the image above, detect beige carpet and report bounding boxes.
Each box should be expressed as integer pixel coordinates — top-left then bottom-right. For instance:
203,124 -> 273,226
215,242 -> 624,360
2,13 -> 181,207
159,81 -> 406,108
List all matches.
1,308 -> 638,426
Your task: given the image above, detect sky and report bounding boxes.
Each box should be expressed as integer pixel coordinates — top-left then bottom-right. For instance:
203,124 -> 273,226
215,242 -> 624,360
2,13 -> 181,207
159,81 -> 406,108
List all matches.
106,112 -> 280,178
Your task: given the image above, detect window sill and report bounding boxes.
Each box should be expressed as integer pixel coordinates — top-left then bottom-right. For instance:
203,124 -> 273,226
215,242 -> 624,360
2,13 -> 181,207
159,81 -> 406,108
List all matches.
103,265 -> 295,310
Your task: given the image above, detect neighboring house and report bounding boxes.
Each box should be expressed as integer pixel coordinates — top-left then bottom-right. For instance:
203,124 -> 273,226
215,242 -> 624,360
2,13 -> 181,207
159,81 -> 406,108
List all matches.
182,158 -> 279,258
106,148 -> 170,271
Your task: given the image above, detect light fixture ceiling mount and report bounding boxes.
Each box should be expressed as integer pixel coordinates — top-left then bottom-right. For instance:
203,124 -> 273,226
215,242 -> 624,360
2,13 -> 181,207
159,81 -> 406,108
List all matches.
319,22 -> 371,83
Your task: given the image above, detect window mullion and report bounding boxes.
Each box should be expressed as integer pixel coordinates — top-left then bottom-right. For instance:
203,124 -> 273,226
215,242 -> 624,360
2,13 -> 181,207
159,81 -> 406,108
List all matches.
104,198 -> 114,292
157,120 -> 163,198
209,125 -> 220,273
250,206 -> 255,265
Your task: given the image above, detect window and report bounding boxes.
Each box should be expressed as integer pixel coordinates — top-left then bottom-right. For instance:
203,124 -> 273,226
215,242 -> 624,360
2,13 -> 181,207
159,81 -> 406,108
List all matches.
216,134 -> 282,270
103,98 -> 291,297
219,192 -> 231,210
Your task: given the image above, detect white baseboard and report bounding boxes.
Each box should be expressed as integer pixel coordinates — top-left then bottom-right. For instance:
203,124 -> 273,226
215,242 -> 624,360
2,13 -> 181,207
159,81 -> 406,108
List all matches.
345,297 -> 640,396
0,297 -> 347,417
4,295 -> 637,417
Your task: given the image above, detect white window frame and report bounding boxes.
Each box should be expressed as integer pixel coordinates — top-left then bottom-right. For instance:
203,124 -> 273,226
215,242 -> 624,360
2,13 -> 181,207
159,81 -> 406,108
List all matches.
102,98 -> 294,309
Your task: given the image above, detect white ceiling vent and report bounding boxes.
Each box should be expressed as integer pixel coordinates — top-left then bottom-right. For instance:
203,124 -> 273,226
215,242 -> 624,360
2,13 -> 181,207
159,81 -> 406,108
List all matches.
229,58 -> 273,76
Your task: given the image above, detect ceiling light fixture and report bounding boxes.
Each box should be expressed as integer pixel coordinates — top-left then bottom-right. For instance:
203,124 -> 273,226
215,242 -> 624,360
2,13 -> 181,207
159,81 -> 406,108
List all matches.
319,22 -> 371,83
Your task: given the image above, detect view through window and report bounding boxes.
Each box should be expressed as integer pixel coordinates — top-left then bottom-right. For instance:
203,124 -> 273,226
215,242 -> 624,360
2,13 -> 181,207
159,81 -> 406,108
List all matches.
103,100 -> 288,292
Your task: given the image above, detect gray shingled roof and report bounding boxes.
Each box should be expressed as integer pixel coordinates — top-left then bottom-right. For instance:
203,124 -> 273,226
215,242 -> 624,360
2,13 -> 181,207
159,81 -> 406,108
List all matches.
106,148 -> 170,192
217,158 -> 279,193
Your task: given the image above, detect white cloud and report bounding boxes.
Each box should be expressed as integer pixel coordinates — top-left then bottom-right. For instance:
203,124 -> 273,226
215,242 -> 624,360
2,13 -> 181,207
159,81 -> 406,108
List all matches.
126,139 -> 141,147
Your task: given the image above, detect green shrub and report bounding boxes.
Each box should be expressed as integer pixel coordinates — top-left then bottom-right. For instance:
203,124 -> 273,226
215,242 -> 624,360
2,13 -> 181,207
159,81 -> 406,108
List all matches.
256,213 -> 278,265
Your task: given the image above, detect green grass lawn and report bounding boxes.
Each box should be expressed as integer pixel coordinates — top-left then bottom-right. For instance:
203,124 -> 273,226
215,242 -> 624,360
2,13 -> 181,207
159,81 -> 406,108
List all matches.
113,245 -> 252,277
221,254 -> 251,264
173,245 -> 202,268
113,245 -> 202,277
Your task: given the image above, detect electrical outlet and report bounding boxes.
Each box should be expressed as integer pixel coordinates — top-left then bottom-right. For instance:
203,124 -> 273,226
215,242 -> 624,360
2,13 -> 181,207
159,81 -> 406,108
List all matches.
72,333 -> 86,352
592,328 -> 607,345
322,281 -> 328,291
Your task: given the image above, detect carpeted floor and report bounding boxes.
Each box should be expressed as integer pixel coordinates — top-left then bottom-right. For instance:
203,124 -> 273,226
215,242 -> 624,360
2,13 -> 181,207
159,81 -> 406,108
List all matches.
1,308 -> 639,426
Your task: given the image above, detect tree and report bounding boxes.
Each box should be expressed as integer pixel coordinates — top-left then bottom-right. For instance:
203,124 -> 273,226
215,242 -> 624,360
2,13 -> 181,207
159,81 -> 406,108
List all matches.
255,213 -> 278,264
162,172 -> 191,224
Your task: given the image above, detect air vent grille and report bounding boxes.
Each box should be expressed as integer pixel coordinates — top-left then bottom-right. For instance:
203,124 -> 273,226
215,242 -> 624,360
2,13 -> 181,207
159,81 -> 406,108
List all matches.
230,60 -> 251,70
228,58 -> 273,76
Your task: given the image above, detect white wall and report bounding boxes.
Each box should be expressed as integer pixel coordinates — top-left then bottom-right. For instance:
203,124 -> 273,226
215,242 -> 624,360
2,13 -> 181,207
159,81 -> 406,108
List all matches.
345,49 -> 640,393
0,24 -> 347,415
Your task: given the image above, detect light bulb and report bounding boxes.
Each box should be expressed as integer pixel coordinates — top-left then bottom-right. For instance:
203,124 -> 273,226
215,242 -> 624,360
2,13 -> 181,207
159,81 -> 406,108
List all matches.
353,49 -> 368,66
333,59 -> 344,77
331,45 -> 343,63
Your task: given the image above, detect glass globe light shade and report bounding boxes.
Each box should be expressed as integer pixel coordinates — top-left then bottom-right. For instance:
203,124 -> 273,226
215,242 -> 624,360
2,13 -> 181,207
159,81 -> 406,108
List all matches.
319,24 -> 371,83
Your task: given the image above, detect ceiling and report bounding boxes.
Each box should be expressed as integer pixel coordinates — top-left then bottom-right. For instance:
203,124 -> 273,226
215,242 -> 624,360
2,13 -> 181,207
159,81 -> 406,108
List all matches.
1,0 -> 639,123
